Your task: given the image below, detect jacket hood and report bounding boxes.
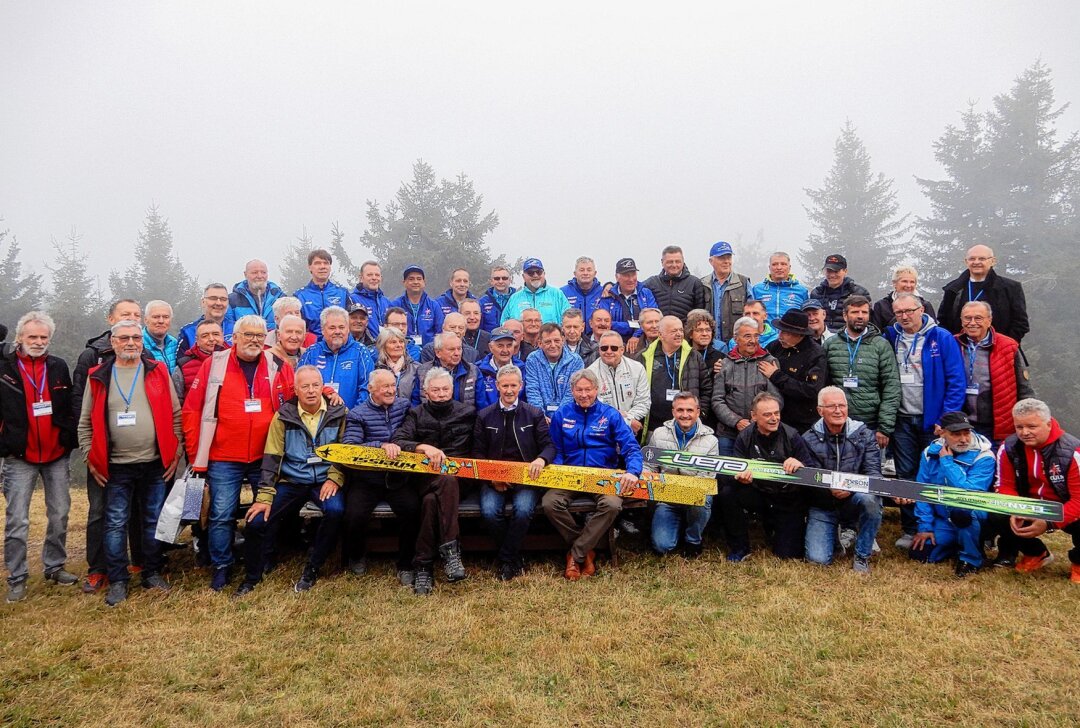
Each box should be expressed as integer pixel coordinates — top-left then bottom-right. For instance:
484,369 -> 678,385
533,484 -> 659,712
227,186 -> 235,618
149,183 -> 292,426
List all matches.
484,285 -> 516,298
726,345 -> 769,361
564,277 -> 599,294
759,274 -> 801,287
314,335 -> 360,358
660,419 -> 716,439
233,279 -> 283,297
440,288 -> 477,301
352,284 -> 386,299
85,330 -> 113,352
478,353 -> 524,375
890,313 -> 937,337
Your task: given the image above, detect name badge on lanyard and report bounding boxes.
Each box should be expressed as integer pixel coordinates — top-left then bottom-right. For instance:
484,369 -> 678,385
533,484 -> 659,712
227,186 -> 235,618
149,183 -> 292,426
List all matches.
327,381 -> 341,393
244,399 -> 263,413
966,384 -> 979,395
411,335 -> 423,346
116,411 -> 137,427
843,376 -> 859,388
628,319 -> 640,329
306,455 -> 322,465
899,372 -> 916,385
32,401 -> 53,417
665,389 -> 679,401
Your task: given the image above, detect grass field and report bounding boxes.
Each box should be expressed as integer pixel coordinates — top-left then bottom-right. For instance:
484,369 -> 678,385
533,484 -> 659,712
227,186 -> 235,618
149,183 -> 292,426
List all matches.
2,487 -> 1078,727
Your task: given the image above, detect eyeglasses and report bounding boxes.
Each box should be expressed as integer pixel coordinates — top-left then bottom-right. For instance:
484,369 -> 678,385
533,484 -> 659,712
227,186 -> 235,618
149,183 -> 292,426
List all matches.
112,335 -> 140,343
893,308 -> 922,316
237,332 -> 267,341
204,296 -> 228,303
961,315 -> 989,323
492,276 -> 510,281
966,256 -> 992,263
819,403 -> 848,411
599,345 -> 622,352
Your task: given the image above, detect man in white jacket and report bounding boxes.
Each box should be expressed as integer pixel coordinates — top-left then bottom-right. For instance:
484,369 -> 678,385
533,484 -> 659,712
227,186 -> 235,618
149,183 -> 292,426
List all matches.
586,331 -> 650,438
646,392 -> 719,557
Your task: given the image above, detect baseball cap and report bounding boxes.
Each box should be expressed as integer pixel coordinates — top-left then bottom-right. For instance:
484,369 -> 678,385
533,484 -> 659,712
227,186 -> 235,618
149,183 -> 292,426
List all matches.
490,327 -> 515,342
823,254 -> 847,271
709,241 -> 734,258
615,258 -> 638,274
403,264 -> 425,279
939,411 -> 974,432
522,258 -> 544,272
801,298 -> 825,311
347,303 -> 368,316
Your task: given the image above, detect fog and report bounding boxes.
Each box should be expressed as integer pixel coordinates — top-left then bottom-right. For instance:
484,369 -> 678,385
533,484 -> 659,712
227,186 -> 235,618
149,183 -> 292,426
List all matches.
2,1 -> 1079,288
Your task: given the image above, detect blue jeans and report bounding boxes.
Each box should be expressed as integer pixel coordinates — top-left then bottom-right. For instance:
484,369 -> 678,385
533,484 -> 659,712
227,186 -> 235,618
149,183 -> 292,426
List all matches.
651,497 -> 713,553
909,507 -> 986,567
206,459 -> 262,568
243,481 -> 345,583
891,415 -> 932,534
715,437 -> 736,457
805,493 -> 882,563
103,461 -> 167,583
480,484 -> 540,564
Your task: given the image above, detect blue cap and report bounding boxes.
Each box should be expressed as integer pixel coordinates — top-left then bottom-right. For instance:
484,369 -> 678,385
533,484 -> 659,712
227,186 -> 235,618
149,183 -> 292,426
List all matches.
490,327 -> 515,342
522,258 -> 544,272
402,265 -> 425,279
709,241 -> 733,257
801,298 -> 824,311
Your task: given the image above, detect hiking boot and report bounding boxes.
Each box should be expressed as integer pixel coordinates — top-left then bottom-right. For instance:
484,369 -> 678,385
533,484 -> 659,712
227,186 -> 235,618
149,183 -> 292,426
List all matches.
141,573 -> 171,592
413,567 -> 434,596
681,542 -> 704,559
496,560 -> 521,582
838,528 -> 856,551
1016,551 -> 1054,574
210,566 -> 231,592
5,580 -> 27,603
563,552 -> 582,581
1071,564 -> 1080,584
894,533 -> 914,551
294,566 -> 318,593
44,568 -> 79,586
438,540 -> 467,582
726,549 -> 750,563
347,558 -> 368,576
582,550 -> 597,577
233,581 -> 258,598
104,581 -> 128,607
853,555 -> 871,575
954,560 -> 980,578
397,569 -> 415,587
81,573 -> 108,594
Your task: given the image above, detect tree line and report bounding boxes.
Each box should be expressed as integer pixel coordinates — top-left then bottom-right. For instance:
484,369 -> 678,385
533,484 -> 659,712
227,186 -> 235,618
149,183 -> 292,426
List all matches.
1,61 -> 1076,420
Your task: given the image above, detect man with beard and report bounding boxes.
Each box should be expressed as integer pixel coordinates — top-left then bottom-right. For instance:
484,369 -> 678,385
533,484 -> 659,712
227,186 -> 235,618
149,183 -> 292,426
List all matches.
224,259 -> 284,331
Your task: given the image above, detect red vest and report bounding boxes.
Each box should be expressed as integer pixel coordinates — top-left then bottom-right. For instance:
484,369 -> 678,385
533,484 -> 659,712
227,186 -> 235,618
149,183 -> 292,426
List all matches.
86,358 -> 179,480
987,331 -> 1021,442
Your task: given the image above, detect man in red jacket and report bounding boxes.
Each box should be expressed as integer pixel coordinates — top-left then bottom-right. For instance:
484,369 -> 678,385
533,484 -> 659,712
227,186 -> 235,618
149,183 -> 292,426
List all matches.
172,319 -> 226,404
996,398 -> 1080,583
78,320 -> 183,606
182,314 -> 295,591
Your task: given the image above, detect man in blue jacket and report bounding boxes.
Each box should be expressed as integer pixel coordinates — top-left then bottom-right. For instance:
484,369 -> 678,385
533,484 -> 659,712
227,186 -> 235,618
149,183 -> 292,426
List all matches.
597,258 -> 658,350
910,411 -> 996,577
224,259 -> 284,332
435,268 -> 478,317
501,258 -> 571,325
294,249 -> 355,339
751,252 -> 809,321
179,283 -> 234,351
391,264 -> 445,346
883,293 -> 966,548
524,323 -> 583,418
297,306 -> 375,409
478,265 -> 515,333
542,369 -> 643,580
561,257 -> 603,335
350,261 -> 392,340
476,327 -> 527,410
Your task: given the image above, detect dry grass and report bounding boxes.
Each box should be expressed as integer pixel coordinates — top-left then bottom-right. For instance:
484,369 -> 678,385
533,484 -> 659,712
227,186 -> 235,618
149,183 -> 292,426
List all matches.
2,488 -> 1079,727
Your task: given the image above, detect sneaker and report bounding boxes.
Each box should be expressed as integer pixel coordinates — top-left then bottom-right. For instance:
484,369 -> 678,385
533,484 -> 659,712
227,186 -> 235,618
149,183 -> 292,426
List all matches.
104,581 -> 128,607
726,549 -> 750,563
496,561 -> 521,582
209,566 -> 231,592
5,580 -> 27,603
1015,551 -> 1054,574
838,528 -> 856,551
955,561 -> 980,578
1071,564 -> 1080,584
438,541 -> 467,582
871,540 -> 881,555
616,516 -> 639,535
992,556 -> 1016,569
413,567 -> 434,596
894,533 -> 914,551
347,558 -> 368,577
397,569 -> 415,587
44,568 -> 79,586
563,552 -> 583,581
128,565 -> 143,576
233,581 -> 258,598
141,573 -> 171,592
582,550 -> 597,577
294,566 -> 318,593
853,555 -> 871,575
681,542 -> 704,559
81,574 -> 108,594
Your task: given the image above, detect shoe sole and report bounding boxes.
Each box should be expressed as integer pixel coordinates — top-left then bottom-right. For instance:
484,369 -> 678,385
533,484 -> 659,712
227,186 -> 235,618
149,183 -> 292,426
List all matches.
1016,553 -> 1054,573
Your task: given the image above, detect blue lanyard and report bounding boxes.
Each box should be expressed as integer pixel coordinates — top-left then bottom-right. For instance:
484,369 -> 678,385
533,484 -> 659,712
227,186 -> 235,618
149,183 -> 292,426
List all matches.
844,333 -> 864,375
549,357 -> 561,394
18,360 -> 47,401
896,333 -> 922,371
112,363 -> 142,412
968,280 -> 984,303
407,301 -> 421,334
623,292 -> 639,319
664,352 -> 680,387
966,342 -> 978,382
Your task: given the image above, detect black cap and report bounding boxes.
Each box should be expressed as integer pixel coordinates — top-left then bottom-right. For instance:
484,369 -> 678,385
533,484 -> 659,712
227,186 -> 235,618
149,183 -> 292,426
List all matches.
347,303 -> 368,316
615,258 -> 638,274
823,254 -> 847,271
772,310 -> 812,336
939,411 -> 973,432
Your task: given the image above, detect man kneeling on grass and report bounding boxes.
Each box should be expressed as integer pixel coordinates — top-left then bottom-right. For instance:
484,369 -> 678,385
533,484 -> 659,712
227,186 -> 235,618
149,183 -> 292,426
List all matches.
543,369 -> 642,580
235,366 -> 348,596
909,411 -> 995,577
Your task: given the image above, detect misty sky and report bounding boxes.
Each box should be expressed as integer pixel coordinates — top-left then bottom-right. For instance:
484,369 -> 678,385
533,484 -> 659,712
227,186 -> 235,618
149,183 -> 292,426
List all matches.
2,2 -> 1079,294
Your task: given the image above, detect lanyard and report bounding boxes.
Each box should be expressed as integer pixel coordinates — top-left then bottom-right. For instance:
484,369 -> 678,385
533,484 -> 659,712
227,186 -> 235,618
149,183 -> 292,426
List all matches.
844,333 -> 864,375
17,360 -> 47,402
968,280 -> 984,303
113,363 -> 143,412
407,301 -> 421,334
664,352 -> 680,387
966,342 -> 978,382
549,357 -> 561,395
896,332 -> 922,371
623,292 -> 639,319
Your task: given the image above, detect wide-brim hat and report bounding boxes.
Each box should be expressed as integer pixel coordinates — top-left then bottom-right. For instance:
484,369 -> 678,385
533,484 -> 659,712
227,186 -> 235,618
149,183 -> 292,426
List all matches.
772,309 -> 812,336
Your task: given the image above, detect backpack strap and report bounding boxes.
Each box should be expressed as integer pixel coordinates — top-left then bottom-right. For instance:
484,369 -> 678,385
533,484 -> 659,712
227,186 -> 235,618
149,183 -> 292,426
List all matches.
192,350 -> 231,469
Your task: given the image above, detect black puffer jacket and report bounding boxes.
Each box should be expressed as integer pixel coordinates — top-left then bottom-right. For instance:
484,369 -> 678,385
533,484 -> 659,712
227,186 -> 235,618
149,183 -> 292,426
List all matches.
810,277 -> 871,332
644,268 -> 706,323
765,338 -> 827,432
392,399 -> 475,457
71,330 -> 112,418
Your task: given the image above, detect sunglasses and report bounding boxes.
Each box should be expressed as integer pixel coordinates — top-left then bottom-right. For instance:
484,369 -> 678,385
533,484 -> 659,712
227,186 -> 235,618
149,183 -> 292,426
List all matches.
599,345 -> 622,352
492,276 -> 510,281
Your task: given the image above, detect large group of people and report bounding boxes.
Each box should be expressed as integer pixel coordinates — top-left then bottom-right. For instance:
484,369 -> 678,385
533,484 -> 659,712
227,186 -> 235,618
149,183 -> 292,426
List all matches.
2,241 -> 1077,605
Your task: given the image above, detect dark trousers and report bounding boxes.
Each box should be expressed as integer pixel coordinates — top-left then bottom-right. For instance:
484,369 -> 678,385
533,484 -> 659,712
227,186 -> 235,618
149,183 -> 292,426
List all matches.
892,414 -> 933,534
718,483 -> 806,559
343,472 -> 421,570
243,482 -> 345,583
103,462 -> 166,584
993,515 -> 1080,565
414,475 -> 461,568
86,469 -> 145,576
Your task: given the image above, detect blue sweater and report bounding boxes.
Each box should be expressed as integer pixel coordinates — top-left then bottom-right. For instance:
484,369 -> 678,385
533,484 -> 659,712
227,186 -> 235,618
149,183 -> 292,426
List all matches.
550,399 -> 643,475
560,279 -> 604,334
751,276 -> 809,320
596,284 -> 658,339
478,286 -> 515,332
883,316 -> 967,432
524,348 -> 583,414
297,336 -> 375,409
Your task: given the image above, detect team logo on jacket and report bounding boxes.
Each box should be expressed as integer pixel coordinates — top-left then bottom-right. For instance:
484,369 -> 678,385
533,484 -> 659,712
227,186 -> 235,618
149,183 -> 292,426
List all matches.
340,361 -> 353,371
1049,463 -> 1064,485
591,416 -> 609,432
562,418 -> 576,429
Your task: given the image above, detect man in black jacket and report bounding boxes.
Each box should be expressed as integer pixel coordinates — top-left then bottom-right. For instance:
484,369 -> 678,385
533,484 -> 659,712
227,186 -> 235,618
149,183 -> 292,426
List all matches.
391,367 -> 476,595
761,310 -> 826,433
69,298 -> 143,593
717,393 -> 812,561
473,365 -> 555,580
644,245 -> 706,324
1,312 -> 79,602
938,244 -> 1029,343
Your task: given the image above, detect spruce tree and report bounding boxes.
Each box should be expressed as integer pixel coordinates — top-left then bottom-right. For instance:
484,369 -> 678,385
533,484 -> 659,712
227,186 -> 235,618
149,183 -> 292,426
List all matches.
45,228 -> 105,365
0,220 -> 45,338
